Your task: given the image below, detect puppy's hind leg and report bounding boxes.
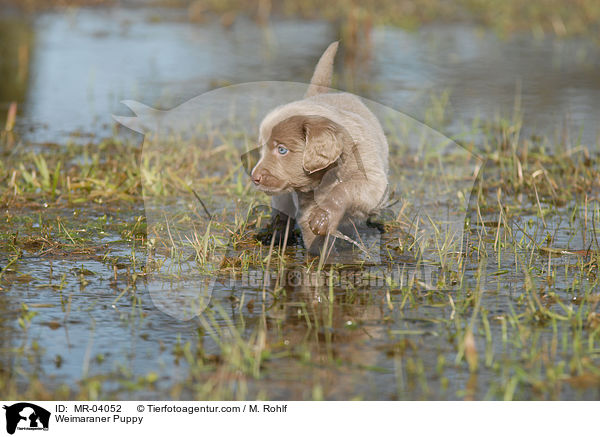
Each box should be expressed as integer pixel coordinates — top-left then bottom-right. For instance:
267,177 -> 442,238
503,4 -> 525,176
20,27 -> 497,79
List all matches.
256,193 -> 301,245
272,192 -> 298,220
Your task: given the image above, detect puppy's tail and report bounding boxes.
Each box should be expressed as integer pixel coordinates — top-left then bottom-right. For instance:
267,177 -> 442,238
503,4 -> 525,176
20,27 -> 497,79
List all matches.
305,41 -> 339,98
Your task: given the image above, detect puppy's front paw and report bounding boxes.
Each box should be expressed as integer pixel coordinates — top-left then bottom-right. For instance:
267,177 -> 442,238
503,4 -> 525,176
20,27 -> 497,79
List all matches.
308,207 -> 330,236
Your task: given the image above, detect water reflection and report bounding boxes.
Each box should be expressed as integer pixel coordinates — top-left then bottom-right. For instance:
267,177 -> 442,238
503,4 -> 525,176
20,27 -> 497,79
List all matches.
0,7 -> 598,146
0,16 -> 32,135
370,25 -> 600,146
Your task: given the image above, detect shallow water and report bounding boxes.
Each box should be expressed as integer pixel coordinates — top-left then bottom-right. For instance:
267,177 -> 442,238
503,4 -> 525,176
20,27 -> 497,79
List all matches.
1,6 -> 600,400
1,7 -> 599,146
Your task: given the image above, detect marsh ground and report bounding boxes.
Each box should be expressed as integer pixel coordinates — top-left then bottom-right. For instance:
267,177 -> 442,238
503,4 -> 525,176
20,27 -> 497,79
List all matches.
1,3 -> 600,400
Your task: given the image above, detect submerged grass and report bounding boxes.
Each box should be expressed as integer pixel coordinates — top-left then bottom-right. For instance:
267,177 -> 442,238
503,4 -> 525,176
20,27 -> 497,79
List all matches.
1,97 -> 600,400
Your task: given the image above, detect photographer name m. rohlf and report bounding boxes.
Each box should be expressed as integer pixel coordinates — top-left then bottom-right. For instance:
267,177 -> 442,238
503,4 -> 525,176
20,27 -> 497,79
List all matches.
263,405 -> 287,412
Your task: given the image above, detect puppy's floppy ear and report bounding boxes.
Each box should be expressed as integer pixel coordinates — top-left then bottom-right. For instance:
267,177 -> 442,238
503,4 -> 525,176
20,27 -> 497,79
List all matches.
302,115 -> 348,174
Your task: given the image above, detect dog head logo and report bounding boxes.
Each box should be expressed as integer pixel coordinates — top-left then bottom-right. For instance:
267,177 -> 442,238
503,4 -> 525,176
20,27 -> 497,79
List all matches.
3,403 -> 50,435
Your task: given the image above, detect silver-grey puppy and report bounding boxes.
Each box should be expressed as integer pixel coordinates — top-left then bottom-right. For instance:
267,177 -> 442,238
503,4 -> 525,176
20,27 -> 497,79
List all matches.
251,41 -> 389,253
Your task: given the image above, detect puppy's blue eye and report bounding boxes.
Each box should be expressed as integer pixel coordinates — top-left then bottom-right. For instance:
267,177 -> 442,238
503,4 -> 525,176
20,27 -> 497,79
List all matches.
277,145 -> 288,155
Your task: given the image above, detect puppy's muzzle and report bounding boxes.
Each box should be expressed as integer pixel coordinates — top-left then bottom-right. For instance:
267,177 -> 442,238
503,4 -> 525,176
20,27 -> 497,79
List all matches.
251,167 -> 272,186
241,147 -> 275,187
251,169 -> 262,185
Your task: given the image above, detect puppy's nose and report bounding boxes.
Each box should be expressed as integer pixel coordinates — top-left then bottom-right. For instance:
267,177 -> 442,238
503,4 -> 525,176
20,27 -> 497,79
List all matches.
251,170 -> 263,185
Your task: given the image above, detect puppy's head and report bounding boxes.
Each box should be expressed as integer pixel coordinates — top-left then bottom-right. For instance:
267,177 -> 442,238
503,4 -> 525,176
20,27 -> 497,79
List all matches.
250,115 -> 350,194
